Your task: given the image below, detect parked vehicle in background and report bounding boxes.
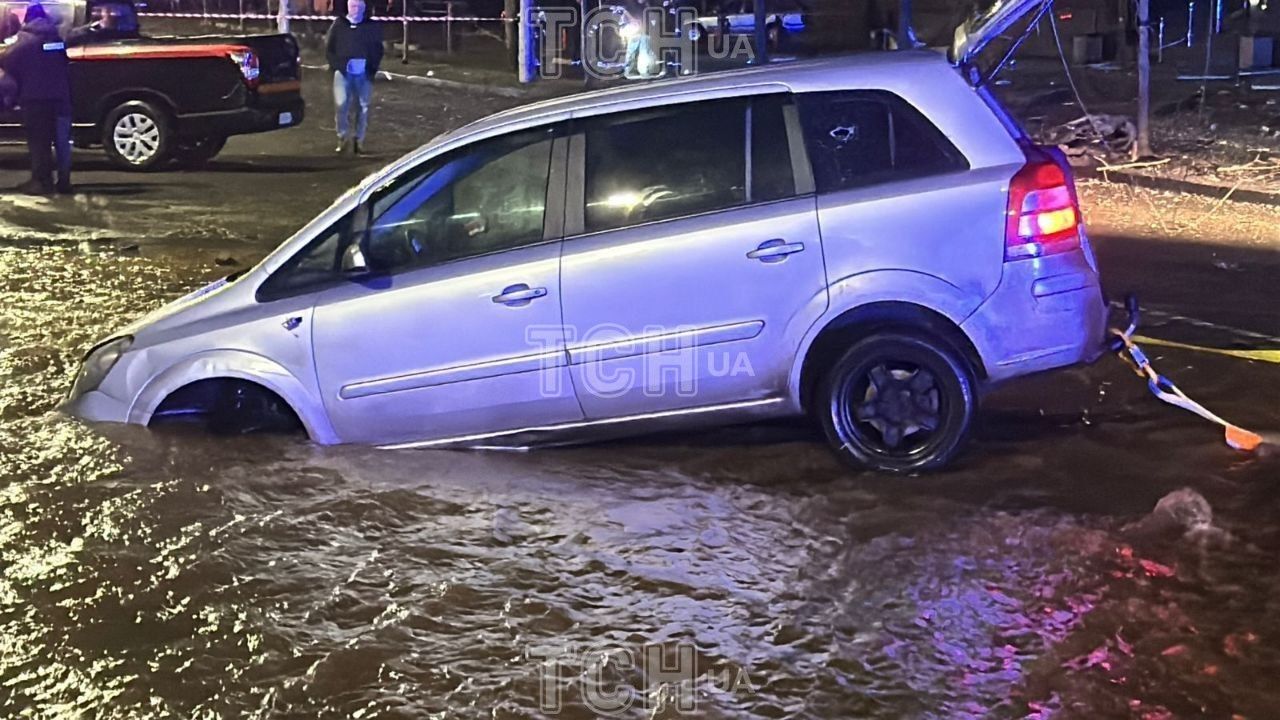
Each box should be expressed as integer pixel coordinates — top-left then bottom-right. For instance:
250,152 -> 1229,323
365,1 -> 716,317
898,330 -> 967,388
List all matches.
0,0 -> 303,170
682,0 -> 807,49
65,0 -> 1107,472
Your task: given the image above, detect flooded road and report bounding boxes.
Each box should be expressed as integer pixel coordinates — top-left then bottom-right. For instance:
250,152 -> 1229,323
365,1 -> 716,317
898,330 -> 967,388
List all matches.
3,75 -> 1280,719
2,238 -> 1279,718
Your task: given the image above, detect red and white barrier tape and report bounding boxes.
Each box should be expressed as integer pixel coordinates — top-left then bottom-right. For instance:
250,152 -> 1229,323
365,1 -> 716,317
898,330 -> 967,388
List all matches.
138,11 -> 510,22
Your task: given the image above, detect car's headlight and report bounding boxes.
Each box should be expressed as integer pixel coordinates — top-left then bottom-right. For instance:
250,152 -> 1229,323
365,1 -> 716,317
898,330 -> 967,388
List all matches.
69,336 -> 133,399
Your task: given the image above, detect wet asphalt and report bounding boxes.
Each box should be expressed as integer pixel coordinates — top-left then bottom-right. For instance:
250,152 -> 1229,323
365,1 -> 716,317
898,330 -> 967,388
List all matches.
0,71 -> 1278,718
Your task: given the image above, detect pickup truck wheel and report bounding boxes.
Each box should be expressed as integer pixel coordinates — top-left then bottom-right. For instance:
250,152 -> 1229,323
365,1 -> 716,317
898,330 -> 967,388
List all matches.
173,136 -> 227,168
103,101 -> 171,171
818,333 -> 976,473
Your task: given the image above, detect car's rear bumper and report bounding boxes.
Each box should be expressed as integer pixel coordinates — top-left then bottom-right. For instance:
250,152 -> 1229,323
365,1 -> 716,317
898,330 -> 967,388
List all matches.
173,93 -> 304,138
962,248 -> 1109,384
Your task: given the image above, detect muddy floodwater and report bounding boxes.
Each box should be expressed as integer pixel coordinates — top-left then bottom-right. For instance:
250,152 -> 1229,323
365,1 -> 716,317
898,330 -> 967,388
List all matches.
1,241 -> 1278,719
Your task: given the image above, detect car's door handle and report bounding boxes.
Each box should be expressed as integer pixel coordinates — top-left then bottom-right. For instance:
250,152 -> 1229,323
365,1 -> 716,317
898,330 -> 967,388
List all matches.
747,239 -> 805,262
491,284 -> 548,306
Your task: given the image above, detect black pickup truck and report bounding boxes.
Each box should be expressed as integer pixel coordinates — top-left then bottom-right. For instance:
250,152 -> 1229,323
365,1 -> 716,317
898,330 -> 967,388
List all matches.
0,0 -> 304,169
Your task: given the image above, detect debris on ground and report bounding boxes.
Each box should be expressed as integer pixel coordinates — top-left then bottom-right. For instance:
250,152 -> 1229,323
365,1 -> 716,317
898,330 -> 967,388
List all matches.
995,58 -> 1280,196
1041,114 -> 1137,163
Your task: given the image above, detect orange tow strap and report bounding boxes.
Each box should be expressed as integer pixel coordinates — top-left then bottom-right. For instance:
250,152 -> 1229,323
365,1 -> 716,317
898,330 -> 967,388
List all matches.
1111,329 -> 1263,452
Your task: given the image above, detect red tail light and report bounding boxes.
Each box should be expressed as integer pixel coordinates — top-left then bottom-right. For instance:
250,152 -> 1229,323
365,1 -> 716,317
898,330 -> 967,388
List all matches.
1005,148 -> 1082,261
229,49 -> 260,89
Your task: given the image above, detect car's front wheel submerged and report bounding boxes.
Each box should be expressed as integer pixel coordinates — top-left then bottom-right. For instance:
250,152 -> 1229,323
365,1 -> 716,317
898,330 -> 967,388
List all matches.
819,333 -> 976,473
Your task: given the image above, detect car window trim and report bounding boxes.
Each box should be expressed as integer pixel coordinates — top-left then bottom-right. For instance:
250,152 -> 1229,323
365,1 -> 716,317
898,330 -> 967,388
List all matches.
566,193 -> 816,242
563,93 -> 813,241
781,100 -> 816,195
544,133 -> 569,241
564,132 -> 586,238
744,101 -> 753,204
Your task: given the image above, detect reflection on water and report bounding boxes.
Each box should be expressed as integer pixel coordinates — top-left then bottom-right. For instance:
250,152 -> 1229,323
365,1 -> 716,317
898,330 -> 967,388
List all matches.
2,245 -> 1279,718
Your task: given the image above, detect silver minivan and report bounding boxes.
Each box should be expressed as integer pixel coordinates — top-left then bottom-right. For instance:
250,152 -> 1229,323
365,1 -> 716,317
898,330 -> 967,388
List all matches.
65,7 -> 1108,471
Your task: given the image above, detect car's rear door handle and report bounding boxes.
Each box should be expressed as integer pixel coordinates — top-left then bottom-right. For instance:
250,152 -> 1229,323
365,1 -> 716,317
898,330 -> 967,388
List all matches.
492,283 -> 548,306
747,239 -> 805,263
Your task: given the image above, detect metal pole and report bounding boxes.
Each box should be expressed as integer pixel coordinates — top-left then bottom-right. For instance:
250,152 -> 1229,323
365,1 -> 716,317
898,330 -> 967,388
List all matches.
518,0 -> 534,82
581,0 -> 589,85
445,0 -> 453,54
504,0 -> 517,54
402,0 -> 409,63
897,0 -> 914,49
1198,13 -> 1214,118
1187,0 -> 1194,46
1158,16 -> 1165,63
1136,0 -> 1152,158
277,0 -> 289,33
752,0 -> 767,64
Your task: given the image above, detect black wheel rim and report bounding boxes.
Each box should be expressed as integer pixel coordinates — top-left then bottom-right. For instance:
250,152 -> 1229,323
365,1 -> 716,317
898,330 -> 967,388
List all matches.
836,357 -> 946,460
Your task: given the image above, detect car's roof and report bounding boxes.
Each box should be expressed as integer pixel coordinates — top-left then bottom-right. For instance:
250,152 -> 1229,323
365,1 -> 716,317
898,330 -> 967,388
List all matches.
446,50 -> 953,141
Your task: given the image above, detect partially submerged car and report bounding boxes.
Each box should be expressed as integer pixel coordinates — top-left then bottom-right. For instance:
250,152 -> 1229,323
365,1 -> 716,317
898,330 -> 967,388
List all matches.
65,0 -> 1106,471
0,0 -> 303,169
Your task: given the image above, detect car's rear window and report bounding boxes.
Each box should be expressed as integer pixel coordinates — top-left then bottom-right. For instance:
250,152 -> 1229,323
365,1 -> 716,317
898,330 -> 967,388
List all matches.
795,90 -> 968,194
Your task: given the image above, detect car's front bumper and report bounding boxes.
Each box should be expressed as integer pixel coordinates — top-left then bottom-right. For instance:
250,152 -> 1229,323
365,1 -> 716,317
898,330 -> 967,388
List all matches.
62,388 -> 132,425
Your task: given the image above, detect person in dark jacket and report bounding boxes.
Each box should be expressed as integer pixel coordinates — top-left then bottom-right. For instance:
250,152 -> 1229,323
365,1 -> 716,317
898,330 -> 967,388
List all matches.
325,0 -> 383,155
0,3 -> 72,194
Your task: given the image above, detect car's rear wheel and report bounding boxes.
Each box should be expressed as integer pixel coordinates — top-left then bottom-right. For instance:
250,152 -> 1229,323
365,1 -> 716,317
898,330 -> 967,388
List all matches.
103,100 -> 171,171
173,135 -> 227,169
818,333 -> 975,473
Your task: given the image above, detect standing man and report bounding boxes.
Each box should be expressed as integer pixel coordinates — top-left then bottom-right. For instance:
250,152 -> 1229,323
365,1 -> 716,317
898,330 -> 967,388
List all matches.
326,0 -> 383,155
0,3 -> 72,195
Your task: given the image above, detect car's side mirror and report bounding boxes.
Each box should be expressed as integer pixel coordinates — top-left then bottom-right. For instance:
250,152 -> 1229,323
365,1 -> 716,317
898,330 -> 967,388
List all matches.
341,243 -> 369,274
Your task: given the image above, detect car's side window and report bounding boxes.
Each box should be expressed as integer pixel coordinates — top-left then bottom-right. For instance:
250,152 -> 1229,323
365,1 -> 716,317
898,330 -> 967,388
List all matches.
84,1 -> 140,35
257,212 -> 351,302
582,98 -> 748,234
365,127 -> 555,272
796,90 -> 968,194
